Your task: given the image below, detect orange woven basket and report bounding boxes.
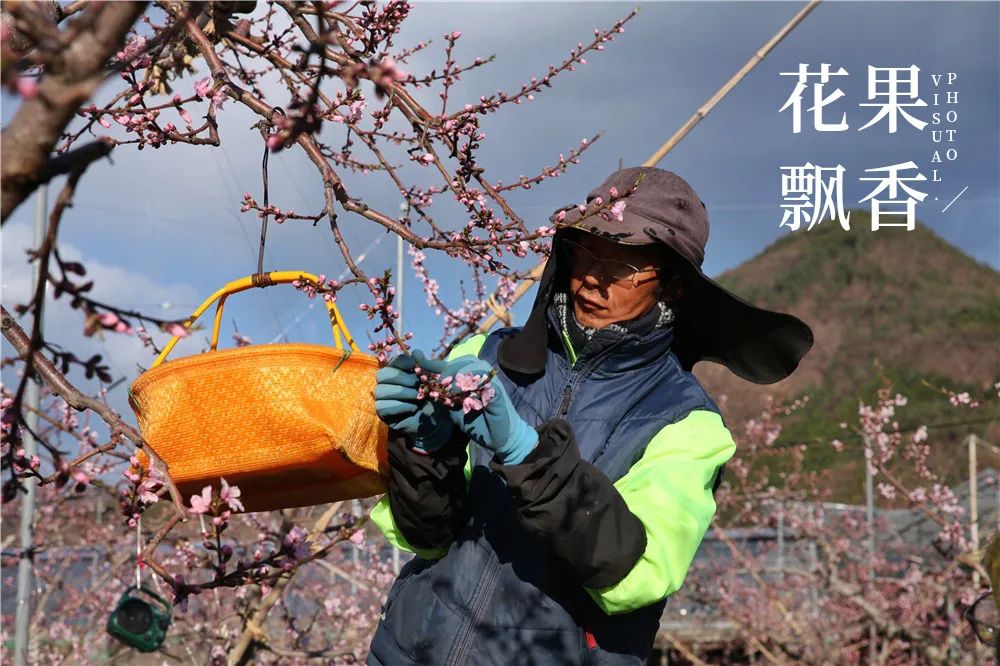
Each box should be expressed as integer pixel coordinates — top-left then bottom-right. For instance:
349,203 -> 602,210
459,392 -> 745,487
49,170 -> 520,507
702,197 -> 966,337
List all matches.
129,271 -> 388,513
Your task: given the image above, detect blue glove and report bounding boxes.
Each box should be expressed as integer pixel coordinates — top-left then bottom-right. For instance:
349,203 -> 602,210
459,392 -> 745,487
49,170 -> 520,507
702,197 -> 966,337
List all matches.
374,353 -> 452,453
373,350 -> 483,454
420,356 -> 538,465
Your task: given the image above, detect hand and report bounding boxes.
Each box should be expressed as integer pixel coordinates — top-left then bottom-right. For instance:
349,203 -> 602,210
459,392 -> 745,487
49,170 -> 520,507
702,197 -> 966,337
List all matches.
419,356 -> 538,465
374,353 -> 452,453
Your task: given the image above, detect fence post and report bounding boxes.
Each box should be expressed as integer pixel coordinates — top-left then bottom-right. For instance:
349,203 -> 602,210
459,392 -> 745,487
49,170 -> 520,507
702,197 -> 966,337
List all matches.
776,500 -> 785,581
808,505 -> 819,619
863,435 -> 877,660
13,184 -> 46,666
970,434 -> 980,589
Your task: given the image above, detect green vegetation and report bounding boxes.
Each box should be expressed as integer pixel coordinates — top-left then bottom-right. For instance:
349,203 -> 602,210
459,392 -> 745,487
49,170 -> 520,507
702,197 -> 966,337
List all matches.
708,209 -> 1000,502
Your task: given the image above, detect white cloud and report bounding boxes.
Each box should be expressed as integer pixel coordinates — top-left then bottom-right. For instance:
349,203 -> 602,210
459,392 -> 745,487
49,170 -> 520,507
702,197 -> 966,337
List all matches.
1,220 -> 200,417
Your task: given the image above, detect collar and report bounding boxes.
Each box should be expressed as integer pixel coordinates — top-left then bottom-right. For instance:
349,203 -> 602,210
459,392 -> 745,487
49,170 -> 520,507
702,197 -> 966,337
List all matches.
546,292 -> 676,372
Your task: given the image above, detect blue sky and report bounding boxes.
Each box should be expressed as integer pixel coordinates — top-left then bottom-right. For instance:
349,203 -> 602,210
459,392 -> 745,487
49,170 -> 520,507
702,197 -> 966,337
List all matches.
2,1 -> 997,419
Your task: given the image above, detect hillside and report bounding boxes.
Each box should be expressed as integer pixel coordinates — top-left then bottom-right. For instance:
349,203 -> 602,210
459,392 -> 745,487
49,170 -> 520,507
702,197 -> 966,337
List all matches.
693,210 -> 999,500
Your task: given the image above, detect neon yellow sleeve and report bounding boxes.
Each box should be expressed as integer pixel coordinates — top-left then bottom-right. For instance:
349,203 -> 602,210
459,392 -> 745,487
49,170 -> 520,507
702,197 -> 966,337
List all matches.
370,335 -> 488,559
585,410 -> 736,614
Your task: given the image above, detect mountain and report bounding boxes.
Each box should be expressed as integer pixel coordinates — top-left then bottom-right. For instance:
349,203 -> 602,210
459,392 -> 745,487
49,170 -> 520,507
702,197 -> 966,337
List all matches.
693,210 -> 999,500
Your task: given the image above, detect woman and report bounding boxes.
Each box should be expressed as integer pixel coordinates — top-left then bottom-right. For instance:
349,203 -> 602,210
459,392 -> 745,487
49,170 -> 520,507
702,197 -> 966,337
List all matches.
366,167 -> 813,665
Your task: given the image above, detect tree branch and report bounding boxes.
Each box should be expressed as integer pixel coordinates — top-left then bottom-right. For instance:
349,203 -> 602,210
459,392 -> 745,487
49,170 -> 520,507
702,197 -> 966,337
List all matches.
0,305 -> 187,518
1,0 -> 147,221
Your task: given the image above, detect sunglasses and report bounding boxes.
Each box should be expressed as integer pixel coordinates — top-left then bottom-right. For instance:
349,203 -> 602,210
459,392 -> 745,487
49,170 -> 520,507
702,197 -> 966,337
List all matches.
560,237 -> 663,287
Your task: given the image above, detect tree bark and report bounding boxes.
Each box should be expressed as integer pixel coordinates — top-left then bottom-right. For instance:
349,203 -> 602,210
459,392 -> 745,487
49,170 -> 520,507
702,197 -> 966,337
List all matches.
1,1 -> 146,221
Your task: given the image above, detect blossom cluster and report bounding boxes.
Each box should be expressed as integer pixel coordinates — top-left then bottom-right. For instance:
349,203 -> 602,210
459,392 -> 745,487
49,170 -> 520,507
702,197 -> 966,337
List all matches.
118,455 -> 163,527
553,180 -> 635,228
948,390 -> 980,408
292,273 -> 342,304
78,307 -> 188,342
359,274 -> 412,363
188,477 -> 245,517
83,310 -> 132,337
240,192 -> 318,224
413,365 -> 497,415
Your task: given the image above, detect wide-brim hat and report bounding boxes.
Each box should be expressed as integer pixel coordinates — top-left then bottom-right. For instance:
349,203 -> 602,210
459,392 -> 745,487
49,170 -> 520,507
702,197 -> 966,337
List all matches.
497,167 -> 814,385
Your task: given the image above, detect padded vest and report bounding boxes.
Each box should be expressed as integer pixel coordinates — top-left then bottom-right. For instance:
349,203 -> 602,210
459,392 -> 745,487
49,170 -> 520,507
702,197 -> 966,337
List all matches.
368,311 -> 720,665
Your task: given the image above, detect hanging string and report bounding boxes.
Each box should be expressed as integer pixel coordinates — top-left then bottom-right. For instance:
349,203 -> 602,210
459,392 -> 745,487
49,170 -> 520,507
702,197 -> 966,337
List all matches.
255,107 -> 286,285
135,514 -> 142,589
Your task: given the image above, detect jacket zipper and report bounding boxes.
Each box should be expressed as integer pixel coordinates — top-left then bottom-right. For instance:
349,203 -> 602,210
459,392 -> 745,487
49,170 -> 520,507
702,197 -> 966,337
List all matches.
558,385 -> 573,416
447,549 -> 501,665
550,340 -> 627,421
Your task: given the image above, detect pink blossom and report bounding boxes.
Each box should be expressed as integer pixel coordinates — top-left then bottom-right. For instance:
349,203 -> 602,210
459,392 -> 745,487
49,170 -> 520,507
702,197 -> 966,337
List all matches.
97,311 -> 131,334
219,477 -> 244,512
137,480 -> 160,505
164,322 -> 189,338
462,395 -> 485,414
455,372 -> 486,392
283,526 -> 312,561
454,372 -> 496,414
609,186 -> 619,198
284,526 -> 308,547
949,391 -> 979,408
16,77 -> 39,99
178,107 -> 192,124
136,326 -> 153,348
211,88 -> 227,111
188,485 -> 213,514
194,77 -> 213,98
876,482 -> 896,500
378,57 -> 409,85
116,36 -> 147,63
266,134 -> 285,150
607,200 -> 627,222
349,529 -> 365,546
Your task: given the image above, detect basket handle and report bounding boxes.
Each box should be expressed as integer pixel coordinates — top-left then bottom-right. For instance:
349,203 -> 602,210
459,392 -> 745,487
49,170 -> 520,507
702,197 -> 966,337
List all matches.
151,271 -> 359,369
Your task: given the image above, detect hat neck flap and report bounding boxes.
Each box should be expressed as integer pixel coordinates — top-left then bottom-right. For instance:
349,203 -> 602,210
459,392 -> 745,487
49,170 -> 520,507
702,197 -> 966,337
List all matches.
498,232 -> 814,385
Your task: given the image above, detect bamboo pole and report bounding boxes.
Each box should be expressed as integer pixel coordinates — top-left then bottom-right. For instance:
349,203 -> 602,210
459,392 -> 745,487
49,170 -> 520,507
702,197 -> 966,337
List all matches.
643,0 -> 822,167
